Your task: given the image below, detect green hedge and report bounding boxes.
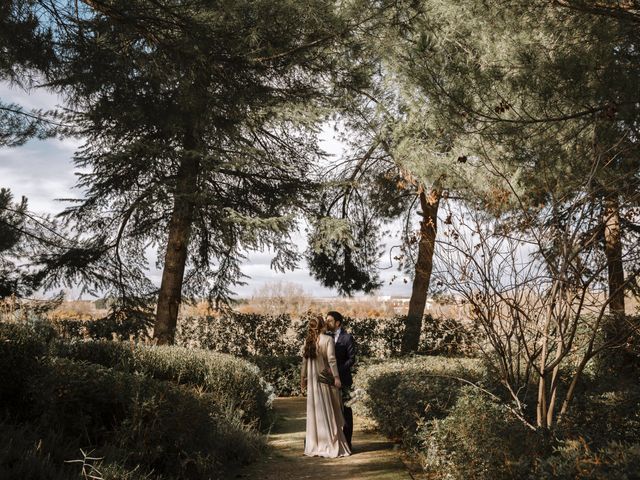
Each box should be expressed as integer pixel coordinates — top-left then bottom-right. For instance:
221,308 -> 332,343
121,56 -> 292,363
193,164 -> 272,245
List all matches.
249,355 -> 302,397
53,340 -> 273,426
30,357 -> 263,479
354,356 -> 640,479
352,356 -> 485,444
0,322 -> 267,479
177,312 -> 480,359
416,386 -> 545,480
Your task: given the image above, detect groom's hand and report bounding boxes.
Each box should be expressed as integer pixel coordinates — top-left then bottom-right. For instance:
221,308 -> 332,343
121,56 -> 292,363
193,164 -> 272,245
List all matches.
334,377 -> 342,389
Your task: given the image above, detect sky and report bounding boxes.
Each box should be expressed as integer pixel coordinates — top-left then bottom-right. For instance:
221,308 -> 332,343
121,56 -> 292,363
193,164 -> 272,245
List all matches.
1,82 -> 414,300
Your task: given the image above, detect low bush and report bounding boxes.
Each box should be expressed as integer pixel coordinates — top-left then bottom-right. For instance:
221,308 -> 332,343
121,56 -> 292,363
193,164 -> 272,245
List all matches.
416,386 -> 546,480
536,440 -> 640,479
295,314 -> 480,358
0,322 -> 52,415
0,420 -> 76,480
49,310 -> 152,341
22,357 -> 263,479
250,355 -> 302,397
0,322 -> 267,479
53,340 -> 273,426
177,312 -> 298,356
559,380 -> 640,448
352,356 -> 485,444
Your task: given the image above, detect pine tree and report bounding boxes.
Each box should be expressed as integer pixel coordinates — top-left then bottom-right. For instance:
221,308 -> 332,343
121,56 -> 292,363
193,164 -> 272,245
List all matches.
1,0 -> 60,146
35,0 -> 372,343
387,0 -> 640,338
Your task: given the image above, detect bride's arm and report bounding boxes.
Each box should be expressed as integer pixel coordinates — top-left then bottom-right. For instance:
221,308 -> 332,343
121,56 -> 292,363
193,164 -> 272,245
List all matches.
326,338 -> 341,388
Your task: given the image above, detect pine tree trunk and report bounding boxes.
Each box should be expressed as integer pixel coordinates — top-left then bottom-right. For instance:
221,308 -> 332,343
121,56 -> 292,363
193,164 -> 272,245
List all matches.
401,185 -> 441,354
153,129 -> 200,345
603,194 -> 625,340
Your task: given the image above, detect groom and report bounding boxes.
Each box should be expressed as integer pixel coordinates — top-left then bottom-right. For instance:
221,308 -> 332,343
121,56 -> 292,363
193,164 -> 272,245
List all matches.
326,310 -> 356,450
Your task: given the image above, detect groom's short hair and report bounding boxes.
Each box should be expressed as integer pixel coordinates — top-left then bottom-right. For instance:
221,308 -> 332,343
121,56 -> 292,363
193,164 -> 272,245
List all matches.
327,310 -> 344,326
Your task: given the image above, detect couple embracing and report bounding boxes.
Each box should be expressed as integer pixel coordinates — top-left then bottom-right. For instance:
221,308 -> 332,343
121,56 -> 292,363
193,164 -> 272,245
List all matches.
300,311 -> 355,458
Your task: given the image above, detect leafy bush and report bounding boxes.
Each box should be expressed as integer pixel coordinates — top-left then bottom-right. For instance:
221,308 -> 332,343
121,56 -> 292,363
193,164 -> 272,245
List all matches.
250,355 -> 302,396
0,322 -> 52,414
536,440 -> 640,479
27,357 -> 263,479
416,386 -> 545,480
559,381 -> 640,448
178,312 -> 480,359
0,420 -> 75,480
53,340 -> 273,426
177,312 -> 298,356
49,309 -> 152,341
0,323 -> 268,479
353,356 -> 485,444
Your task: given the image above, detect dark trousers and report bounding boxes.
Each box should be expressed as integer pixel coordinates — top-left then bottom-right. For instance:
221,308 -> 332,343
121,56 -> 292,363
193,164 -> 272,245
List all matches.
343,405 -> 353,448
341,386 -> 353,448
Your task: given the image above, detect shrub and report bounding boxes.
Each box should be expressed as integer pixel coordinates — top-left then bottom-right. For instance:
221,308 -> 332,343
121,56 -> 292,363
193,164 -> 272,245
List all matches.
176,312 -> 298,356
53,340 -> 273,426
353,356 -> 485,445
0,420 -> 75,480
49,309 -> 152,341
179,312 -> 481,359
29,357 -> 264,479
536,440 -> 640,479
0,322 -> 52,414
417,386 -> 545,480
559,382 -> 640,448
250,355 -> 302,397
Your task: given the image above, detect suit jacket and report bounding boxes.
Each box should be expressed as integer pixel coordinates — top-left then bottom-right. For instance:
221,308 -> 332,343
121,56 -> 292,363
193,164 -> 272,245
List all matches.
334,329 -> 356,387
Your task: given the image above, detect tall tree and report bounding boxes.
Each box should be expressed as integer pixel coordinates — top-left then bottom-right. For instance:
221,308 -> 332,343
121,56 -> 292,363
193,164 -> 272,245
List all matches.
33,0 -> 372,343
383,0 -> 640,325
1,0 -> 61,146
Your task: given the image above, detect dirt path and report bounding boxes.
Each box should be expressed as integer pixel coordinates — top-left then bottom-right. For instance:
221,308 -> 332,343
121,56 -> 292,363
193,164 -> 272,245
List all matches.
233,397 -> 414,480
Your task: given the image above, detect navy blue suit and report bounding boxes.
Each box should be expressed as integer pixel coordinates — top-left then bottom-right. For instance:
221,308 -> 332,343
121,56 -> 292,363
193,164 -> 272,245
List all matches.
334,328 -> 355,448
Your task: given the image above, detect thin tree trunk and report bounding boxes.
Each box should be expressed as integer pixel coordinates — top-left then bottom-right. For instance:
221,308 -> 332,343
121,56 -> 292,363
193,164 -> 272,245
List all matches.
153,128 -> 200,345
603,194 -> 625,318
401,183 -> 441,354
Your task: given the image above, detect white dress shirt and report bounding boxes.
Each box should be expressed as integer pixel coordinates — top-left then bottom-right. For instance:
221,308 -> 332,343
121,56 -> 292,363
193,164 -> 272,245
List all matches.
333,327 -> 342,343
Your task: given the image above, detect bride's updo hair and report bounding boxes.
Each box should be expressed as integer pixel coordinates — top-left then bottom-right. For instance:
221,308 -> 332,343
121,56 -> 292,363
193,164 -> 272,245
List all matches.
303,315 -> 324,359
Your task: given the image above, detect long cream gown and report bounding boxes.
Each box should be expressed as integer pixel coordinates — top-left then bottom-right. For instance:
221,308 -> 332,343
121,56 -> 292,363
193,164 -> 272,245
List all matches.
301,333 -> 351,458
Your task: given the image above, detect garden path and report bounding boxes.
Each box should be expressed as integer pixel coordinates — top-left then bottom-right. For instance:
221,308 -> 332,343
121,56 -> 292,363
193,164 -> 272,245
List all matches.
233,396 -> 415,480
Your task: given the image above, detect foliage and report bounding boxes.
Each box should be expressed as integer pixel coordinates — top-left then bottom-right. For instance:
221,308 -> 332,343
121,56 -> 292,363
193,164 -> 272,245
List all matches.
249,355 -> 302,397
297,313 -> 480,358
0,321 -> 50,412
177,312 -> 299,357
352,356 -> 485,444
53,339 -> 272,426
536,440 -> 640,480
30,357 -> 263,479
0,321 -> 267,479
416,386 -> 545,480
176,312 -> 480,360
48,310 -> 152,341
356,354 -> 640,479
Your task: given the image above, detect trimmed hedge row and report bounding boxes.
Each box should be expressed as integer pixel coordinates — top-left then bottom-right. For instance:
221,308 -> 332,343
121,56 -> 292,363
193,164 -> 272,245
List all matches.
352,356 -> 486,442
53,340 -> 273,426
176,312 -> 480,358
0,322 -> 268,480
353,357 -> 640,479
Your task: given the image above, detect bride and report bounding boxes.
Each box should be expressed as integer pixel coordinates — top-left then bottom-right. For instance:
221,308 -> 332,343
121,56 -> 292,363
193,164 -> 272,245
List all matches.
300,315 -> 351,458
